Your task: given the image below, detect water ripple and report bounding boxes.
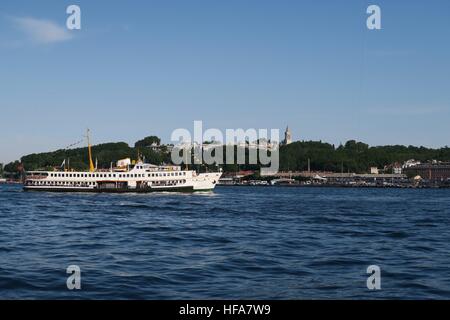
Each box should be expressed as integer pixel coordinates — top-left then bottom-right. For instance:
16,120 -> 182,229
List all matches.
1,185 -> 450,299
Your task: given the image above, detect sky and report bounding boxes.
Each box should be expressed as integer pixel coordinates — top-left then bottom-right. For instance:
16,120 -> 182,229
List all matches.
0,0 -> 449,164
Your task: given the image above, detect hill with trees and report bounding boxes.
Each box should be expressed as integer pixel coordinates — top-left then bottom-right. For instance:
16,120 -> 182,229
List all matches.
3,136 -> 450,177
279,140 -> 450,173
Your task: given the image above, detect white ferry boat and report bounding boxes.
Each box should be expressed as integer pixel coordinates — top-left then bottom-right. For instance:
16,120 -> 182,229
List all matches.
23,132 -> 222,193
24,161 -> 221,193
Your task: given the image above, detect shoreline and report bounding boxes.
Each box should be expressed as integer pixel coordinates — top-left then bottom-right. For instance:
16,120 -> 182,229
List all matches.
217,184 -> 450,189
2,182 -> 449,189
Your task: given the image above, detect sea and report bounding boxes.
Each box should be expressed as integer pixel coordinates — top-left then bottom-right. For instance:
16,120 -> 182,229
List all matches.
1,184 -> 449,299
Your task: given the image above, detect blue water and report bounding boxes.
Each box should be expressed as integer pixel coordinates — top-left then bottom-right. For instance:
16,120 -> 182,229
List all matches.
0,184 -> 450,299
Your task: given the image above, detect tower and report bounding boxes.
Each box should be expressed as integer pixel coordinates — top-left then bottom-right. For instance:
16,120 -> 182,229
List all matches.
283,126 -> 292,145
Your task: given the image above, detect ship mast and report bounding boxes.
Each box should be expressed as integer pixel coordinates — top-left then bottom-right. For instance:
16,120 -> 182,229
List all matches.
87,129 -> 95,172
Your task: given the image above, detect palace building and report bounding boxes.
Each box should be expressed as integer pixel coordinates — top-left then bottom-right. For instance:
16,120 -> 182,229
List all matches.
283,126 -> 292,145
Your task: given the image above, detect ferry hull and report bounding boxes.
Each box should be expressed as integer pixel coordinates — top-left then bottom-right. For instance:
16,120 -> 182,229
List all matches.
23,186 -> 214,193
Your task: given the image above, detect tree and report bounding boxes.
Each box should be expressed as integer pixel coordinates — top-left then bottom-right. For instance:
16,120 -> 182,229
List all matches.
134,136 -> 161,148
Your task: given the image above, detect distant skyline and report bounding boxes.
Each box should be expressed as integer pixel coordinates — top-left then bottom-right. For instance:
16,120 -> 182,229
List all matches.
1,0 -> 449,164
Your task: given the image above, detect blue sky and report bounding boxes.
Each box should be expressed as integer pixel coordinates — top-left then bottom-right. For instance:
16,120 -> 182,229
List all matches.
0,0 -> 449,163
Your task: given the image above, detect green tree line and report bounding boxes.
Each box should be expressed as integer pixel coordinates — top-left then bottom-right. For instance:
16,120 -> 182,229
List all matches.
3,137 -> 450,176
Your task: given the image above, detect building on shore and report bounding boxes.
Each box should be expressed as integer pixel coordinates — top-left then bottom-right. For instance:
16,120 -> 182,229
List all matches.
282,126 -> 292,145
370,167 -> 379,174
403,162 -> 450,181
